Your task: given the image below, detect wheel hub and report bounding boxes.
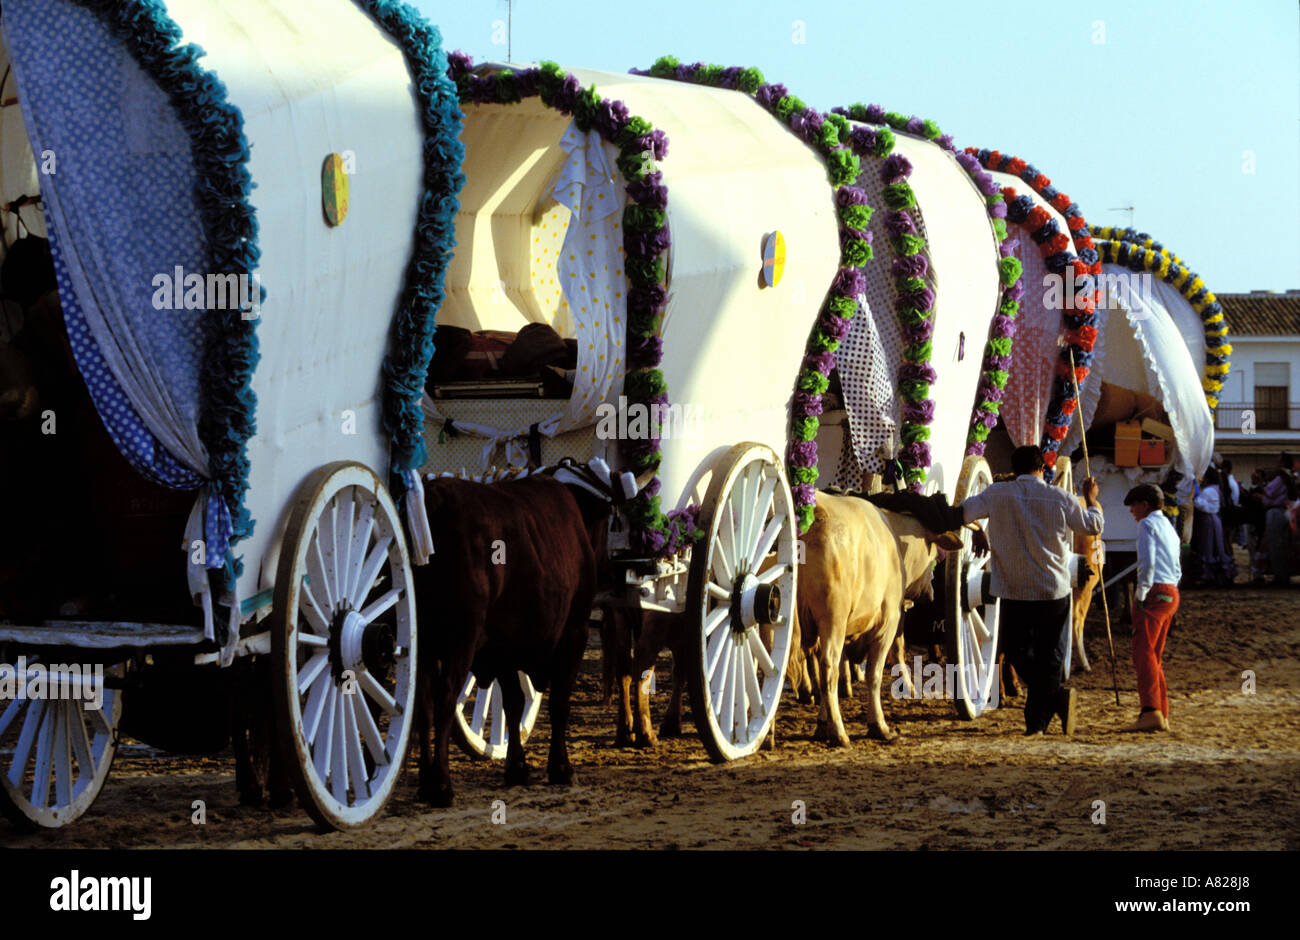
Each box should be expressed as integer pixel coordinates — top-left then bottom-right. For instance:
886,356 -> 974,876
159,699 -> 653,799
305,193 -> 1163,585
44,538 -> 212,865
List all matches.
329,608 -> 398,678
731,573 -> 781,633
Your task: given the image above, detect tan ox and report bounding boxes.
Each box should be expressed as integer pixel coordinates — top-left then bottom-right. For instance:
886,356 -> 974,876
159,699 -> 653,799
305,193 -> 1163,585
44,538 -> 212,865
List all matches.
796,492 -> 962,747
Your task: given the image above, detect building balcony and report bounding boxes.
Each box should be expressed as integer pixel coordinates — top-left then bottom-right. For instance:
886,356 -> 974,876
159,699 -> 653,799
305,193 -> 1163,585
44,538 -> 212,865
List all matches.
1214,401 -> 1300,433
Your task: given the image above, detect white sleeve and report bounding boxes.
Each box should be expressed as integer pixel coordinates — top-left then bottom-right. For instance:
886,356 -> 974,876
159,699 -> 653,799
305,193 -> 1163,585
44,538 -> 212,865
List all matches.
1135,519 -> 1154,603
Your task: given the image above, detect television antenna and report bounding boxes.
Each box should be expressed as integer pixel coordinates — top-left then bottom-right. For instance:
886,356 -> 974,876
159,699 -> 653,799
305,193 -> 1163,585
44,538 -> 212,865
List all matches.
1108,203 -> 1135,227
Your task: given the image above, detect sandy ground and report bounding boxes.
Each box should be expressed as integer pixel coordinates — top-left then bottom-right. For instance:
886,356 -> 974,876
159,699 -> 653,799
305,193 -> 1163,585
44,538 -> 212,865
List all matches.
5,552 -> 1298,850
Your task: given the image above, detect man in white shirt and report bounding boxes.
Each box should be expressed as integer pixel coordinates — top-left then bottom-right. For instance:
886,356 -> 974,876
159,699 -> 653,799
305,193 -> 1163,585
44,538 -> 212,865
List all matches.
1122,484 -> 1181,732
960,446 -> 1103,736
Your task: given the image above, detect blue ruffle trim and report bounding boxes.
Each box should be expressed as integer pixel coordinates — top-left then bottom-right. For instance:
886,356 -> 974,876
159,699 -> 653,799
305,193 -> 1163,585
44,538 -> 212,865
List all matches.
353,0 -> 466,493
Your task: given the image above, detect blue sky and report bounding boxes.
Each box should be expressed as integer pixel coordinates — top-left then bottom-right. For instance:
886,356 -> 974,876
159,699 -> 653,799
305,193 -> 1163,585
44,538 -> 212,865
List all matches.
416,0 -> 1299,293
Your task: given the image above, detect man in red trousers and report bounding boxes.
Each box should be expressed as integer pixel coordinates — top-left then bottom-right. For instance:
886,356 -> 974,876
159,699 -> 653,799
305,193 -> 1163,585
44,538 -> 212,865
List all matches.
1122,484 -> 1181,732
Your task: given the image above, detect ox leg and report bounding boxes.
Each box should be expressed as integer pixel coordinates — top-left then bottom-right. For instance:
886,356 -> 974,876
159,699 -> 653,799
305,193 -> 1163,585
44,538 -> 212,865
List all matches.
1072,584 -> 1094,673
547,617 -> 588,787
813,625 -> 852,748
890,632 -> 916,698
500,675 -> 530,788
658,635 -> 686,738
600,609 -> 635,747
632,667 -> 657,748
418,656 -> 462,808
865,614 -> 901,743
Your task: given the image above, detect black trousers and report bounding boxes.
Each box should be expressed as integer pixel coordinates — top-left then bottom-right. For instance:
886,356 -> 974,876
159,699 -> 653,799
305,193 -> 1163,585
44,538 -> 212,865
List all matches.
1000,596 -> 1072,732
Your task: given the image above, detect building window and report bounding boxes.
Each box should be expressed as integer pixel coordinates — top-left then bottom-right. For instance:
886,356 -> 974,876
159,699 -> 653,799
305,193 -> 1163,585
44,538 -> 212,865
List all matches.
1254,362 -> 1290,430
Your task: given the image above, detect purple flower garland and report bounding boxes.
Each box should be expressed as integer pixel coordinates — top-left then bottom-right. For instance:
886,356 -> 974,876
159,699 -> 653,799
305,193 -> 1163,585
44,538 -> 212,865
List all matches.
634,57 -> 872,532
447,54 -> 693,556
835,106 -> 1024,480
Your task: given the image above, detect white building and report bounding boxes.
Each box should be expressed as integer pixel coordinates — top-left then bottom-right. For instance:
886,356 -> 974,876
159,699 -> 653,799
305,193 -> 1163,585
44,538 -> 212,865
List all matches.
1214,290 -> 1300,479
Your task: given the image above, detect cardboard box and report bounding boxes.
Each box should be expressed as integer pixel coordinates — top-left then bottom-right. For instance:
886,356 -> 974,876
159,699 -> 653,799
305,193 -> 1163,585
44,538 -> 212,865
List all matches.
1138,439 -> 1166,466
1115,439 -> 1140,467
1115,420 -> 1143,440
1141,418 -> 1174,442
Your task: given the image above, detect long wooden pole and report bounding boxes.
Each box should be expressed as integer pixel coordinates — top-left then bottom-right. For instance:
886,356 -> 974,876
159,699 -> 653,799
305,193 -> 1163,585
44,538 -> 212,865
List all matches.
1069,347 -> 1122,705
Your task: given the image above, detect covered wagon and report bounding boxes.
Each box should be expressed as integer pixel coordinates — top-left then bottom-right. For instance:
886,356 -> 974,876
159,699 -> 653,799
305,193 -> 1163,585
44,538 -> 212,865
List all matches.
0,0 -> 464,830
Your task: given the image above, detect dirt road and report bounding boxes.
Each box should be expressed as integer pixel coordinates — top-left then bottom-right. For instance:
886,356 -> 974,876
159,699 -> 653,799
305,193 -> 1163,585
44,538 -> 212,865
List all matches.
5,574 -> 1297,850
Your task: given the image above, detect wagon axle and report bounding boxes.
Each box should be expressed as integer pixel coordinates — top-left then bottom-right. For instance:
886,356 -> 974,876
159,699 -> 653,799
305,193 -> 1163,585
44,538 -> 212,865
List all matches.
730,572 -> 782,633
330,609 -> 397,681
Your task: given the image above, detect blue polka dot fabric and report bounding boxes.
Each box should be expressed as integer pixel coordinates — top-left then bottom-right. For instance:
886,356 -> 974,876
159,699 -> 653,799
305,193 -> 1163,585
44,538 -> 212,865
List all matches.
7,0 -> 232,568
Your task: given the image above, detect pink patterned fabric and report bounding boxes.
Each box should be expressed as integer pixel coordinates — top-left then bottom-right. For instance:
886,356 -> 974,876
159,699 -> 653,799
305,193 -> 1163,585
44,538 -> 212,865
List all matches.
1003,235 -> 1061,447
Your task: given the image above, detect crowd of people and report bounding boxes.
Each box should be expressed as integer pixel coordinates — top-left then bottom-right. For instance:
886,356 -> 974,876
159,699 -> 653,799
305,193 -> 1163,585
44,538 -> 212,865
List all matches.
1187,452 -> 1298,589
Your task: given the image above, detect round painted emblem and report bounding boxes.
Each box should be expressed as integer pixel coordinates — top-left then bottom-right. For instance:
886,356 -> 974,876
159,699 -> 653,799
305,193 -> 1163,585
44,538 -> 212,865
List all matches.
322,152 -> 350,226
761,230 -> 785,287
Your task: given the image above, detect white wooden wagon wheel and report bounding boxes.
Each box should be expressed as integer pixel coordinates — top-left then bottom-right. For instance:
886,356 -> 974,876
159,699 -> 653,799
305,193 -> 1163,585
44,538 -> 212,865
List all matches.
686,442 -> 797,762
1051,456 -> 1078,678
0,657 -> 122,830
945,455 -> 1001,720
453,670 -> 542,760
271,461 -> 417,830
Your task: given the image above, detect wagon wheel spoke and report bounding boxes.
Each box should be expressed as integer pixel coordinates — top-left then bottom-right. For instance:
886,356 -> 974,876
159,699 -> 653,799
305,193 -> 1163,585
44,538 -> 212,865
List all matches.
353,536 -> 394,610
303,671 -> 332,744
53,703 -> 74,809
334,487 -> 355,606
313,685 -> 337,783
703,606 -> 729,639
706,582 -> 731,602
749,511 -> 783,573
358,670 -> 399,716
329,694 -> 349,804
746,477 -> 778,569
8,699 -> 45,787
342,696 -> 369,801
747,629 -> 776,676
352,693 -> 389,766
755,563 -> 788,586
68,701 -> 96,793
0,696 -> 22,738
489,693 -> 507,749
359,587 -> 402,625
297,652 -> 330,696
710,634 -> 734,709
713,508 -> 736,588
347,502 -> 377,604
471,681 -> 494,736
717,638 -> 737,732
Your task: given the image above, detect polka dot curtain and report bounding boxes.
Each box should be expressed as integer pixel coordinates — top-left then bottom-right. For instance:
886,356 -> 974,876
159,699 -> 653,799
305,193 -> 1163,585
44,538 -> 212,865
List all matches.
540,122 -> 626,436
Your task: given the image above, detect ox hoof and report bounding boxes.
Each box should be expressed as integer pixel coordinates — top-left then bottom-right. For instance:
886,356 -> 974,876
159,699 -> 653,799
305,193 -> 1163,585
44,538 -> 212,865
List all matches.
867,725 -> 899,744
614,726 -> 632,748
547,763 -> 574,787
504,763 -> 531,788
633,730 -> 658,749
658,718 -> 683,739
795,689 -> 814,706
418,783 -> 454,808
269,788 -> 295,810
237,787 -> 265,808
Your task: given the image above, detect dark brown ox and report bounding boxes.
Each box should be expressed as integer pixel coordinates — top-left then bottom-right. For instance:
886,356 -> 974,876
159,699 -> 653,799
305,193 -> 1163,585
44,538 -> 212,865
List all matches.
412,473 -> 611,806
